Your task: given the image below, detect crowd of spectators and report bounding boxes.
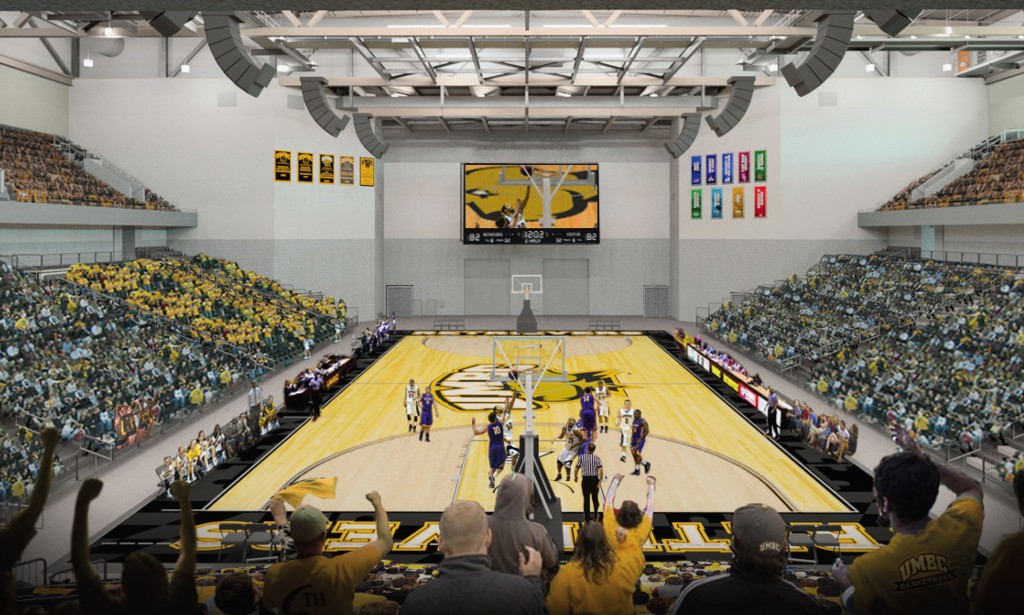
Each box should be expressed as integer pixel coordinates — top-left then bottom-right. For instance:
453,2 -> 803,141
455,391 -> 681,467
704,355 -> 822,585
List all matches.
0,124 -> 175,211
706,253 -> 1024,473
157,400 -> 278,495
67,255 -> 337,363
0,259 -> 248,502
880,138 -> 1024,211
879,170 -> 938,211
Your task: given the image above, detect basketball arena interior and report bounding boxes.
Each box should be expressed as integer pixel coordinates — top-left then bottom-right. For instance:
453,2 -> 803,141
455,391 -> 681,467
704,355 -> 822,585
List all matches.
2,3 -> 1024,614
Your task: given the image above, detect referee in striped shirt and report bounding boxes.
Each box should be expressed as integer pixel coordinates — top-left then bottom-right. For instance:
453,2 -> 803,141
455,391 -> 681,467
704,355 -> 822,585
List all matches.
574,442 -> 604,522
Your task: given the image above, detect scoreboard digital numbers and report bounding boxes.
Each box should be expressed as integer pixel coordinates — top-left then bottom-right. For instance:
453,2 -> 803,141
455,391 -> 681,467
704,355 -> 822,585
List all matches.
464,229 -> 599,245
462,163 -> 600,245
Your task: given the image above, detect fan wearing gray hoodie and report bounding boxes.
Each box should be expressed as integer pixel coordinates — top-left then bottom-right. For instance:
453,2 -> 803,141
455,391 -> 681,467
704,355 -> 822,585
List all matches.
487,473 -> 560,582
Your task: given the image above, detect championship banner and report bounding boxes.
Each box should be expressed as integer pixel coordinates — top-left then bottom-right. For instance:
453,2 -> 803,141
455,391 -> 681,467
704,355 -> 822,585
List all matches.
705,154 -> 717,185
319,154 -> 335,184
359,157 -> 375,186
722,153 -> 734,184
738,151 -> 750,183
754,149 -> 767,182
274,150 -> 291,182
339,156 -> 355,185
690,189 -> 702,219
732,187 -> 745,218
690,155 -> 702,185
755,185 -> 767,218
711,188 -> 723,219
297,152 -> 314,183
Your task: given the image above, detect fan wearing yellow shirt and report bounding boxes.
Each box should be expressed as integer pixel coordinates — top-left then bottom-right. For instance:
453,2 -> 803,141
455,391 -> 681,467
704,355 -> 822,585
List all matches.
602,473 -> 656,551
971,467 -> 1024,615
262,492 -> 393,615
832,426 -> 983,615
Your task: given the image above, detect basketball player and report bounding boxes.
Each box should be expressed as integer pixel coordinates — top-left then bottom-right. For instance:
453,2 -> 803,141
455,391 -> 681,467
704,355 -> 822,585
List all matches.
555,417 -> 586,481
495,197 -> 527,229
500,397 -> 519,468
472,412 -> 506,489
405,379 -> 420,433
595,380 -> 610,433
617,399 -> 635,462
419,385 -> 439,442
630,409 -> 651,476
579,387 -> 597,447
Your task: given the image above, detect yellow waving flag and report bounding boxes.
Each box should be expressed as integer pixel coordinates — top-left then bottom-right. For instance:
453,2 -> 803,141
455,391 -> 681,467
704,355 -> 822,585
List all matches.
273,477 -> 338,508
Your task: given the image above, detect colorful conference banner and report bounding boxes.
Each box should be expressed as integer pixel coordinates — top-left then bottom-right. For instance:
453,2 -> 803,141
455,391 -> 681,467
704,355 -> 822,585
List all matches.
732,187 -> 745,218
690,156 -> 702,185
690,189 -> 702,219
711,188 -> 723,219
722,153 -> 734,184
754,150 -> 767,182
755,186 -> 767,218
359,157 -> 375,187
738,151 -> 750,183
705,154 -> 717,185
297,152 -> 314,183
274,150 -> 291,182
339,156 -> 355,185
319,154 -> 335,184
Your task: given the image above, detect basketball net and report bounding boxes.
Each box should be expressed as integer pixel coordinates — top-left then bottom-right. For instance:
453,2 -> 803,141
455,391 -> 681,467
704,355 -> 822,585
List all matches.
524,286 -> 531,301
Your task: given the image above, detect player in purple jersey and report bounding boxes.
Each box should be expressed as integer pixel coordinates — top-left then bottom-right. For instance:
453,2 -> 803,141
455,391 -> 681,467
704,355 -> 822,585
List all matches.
418,386 -> 439,443
472,411 -> 506,489
579,387 -> 597,446
629,409 -> 651,476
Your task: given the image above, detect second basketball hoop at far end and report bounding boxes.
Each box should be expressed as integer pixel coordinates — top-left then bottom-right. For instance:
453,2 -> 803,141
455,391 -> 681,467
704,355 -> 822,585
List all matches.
512,275 -> 543,297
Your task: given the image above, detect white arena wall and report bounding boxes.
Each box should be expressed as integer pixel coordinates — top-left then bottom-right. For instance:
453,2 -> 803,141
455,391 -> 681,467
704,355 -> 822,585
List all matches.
0,43 -> 1009,319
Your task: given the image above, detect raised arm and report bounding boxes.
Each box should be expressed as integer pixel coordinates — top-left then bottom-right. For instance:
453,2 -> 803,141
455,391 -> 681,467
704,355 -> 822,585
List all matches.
471,417 -> 488,436
605,473 -> 623,508
644,476 -> 657,518
895,426 -> 982,503
24,427 -> 59,521
366,491 -> 394,558
71,479 -> 104,585
170,480 -> 196,575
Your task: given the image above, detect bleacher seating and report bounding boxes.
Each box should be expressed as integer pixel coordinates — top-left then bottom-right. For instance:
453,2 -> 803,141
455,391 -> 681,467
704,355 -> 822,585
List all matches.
0,124 -> 175,211
432,316 -> 465,331
588,318 -> 621,331
705,254 -> 1024,470
880,138 -> 1024,211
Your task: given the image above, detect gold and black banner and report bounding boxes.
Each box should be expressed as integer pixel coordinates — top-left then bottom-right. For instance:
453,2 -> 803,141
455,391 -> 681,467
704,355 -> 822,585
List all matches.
339,156 -> 355,185
274,150 -> 292,182
319,154 -> 335,184
297,152 -> 314,183
360,157 -> 375,187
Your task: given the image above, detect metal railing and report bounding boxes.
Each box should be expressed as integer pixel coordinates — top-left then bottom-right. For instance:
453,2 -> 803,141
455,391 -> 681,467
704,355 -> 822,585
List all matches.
13,558 -> 47,587
3,251 -> 129,270
920,250 -> 1024,268
49,560 -> 108,584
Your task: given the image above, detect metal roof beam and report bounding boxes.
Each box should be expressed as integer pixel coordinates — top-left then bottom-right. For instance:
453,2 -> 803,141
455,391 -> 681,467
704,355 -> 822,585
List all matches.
617,36 -> 646,84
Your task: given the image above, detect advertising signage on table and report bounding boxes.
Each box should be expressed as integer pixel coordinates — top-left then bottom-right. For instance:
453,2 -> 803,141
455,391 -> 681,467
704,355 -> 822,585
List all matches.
711,188 -> 723,219
755,186 -> 767,218
732,187 -> 744,218
690,155 -> 702,185
690,189 -> 702,219
705,154 -> 717,185
274,150 -> 291,182
462,163 -> 599,245
297,152 -> 314,183
755,149 -> 767,182
738,151 -> 750,183
686,343 -> 785,427
319,154 -> 335,184
721,153 -> 734,184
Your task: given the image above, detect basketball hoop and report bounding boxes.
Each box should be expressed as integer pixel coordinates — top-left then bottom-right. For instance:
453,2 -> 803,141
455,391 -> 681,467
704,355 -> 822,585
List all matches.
523,286 -> 531,301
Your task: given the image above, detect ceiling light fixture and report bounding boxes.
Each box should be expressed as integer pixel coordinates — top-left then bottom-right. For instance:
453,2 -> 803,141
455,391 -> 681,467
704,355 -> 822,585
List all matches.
83,57 -> 94,67
945,25 -> 953,35
942,62 -> 953,71
910,35 -> 917,39
180,64 -> 190,73
866,63 -> 875,72
104,25 -> 114,37
768,63 -> 778,72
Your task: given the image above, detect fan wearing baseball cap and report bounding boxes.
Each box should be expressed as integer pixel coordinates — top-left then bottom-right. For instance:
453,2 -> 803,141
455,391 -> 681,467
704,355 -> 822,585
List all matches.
666,503 -> 830,614
262,492 -> 393,615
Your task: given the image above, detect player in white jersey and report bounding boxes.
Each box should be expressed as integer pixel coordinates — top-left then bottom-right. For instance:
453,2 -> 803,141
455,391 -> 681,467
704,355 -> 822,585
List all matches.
555,417 -> 585,481
595,380 -> 610,433
500,397 -> 519,469
405,379 -> 420,432
617,398 -> 635,462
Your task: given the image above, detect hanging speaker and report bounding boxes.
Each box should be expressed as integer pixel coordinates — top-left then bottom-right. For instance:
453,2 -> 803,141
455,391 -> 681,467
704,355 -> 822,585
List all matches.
300,77 -> 350,137
664,113 -> 702,159
141,11 -> 197,37
353,113 -> 390,158
864,10 -> 919,37
781,11 -> 855,97
203,12 -> 275,98
705,76 -> 756,137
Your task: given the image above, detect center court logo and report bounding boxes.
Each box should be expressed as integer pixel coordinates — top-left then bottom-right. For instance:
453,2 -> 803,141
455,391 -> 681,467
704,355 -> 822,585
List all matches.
430,364 -> 628,412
